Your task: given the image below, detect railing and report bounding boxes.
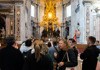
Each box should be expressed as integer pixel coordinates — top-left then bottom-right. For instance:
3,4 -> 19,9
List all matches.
0,43 -> 87,52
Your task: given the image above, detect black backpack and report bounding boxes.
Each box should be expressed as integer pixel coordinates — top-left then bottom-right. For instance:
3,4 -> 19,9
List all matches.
23,49 -> 32,59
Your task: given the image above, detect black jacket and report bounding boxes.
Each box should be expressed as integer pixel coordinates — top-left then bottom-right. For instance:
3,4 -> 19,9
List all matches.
80,45 -> 100,70
73,46 -> 78,60
56,49 -> 78,70
23,53 -> 51,70
0,45 -> 24,70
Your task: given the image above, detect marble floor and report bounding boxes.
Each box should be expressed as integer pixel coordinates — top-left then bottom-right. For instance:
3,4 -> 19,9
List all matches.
77,56 -> 83,70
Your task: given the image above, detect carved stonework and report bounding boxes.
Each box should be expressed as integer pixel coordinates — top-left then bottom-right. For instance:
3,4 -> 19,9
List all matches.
6,16 -> 10,36
10,15 -> 14,36
15,6 -> 21,41
86,6 -> 90,39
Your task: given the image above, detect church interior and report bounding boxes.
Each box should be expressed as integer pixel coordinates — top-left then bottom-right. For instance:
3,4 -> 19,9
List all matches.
0,0 -> 100,70
0,0 -> 100,44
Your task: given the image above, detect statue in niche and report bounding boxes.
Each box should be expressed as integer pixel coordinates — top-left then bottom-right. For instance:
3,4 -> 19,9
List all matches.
56,28 -> 60,37
25,23 -> 28,38
1,27 -> 5,38
65,27 -> 69,40
32,26 -> 38,38
48,22 -> 53,37
42,28 -> 47,37
53,30 -> 56,37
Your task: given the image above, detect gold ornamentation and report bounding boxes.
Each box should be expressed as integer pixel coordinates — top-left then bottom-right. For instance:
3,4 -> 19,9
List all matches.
39,0 -> 62,31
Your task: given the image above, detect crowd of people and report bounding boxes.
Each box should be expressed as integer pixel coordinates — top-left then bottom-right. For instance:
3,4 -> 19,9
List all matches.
0,36 -> 100,70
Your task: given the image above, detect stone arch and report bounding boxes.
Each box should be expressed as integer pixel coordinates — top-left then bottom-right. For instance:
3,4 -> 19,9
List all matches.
0,15 -> 6,29
0,15 -> 6,42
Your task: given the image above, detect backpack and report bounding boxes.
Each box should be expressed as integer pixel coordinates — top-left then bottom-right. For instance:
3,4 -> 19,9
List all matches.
23,49 -> 32,59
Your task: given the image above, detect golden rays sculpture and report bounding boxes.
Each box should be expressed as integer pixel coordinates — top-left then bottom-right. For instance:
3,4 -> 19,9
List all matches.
38,0 -> 63,3
39,0 -> 62,31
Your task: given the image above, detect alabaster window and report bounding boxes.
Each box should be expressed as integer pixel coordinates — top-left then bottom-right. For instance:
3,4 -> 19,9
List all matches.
66,5 -> 71,17
31,5 -> 35,17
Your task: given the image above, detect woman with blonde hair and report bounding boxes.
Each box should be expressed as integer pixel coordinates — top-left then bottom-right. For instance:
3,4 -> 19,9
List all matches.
54,38 -> 78,70
23,43 -> 50,70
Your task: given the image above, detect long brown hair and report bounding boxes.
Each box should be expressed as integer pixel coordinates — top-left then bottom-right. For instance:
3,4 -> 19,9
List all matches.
41,44 -> 48,55
58,38 -> 69,51
34,43 -> 41,62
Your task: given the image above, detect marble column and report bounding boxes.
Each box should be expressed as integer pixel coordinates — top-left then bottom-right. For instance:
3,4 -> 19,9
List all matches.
15,4 -> 21,41
6,15 -> 10,37
62,5 -> 65,38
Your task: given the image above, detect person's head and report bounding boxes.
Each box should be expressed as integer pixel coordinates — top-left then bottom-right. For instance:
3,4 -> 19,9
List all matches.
25,39 -> 32,47
69,38 -> 76,46
95,40 -> 99,46
58,38 -> 69,51
6,36 -> 16,46
34,39 -> 38,42
47,42 -> 52,48
34,43 -> 41,62
31,38 -> 34,44
52,37 -> 57,46
41,36 -> 44,40
87,36 -> 96,46
97,41 -> 99,43
26,36 -> 31,40
53,37 -> 57,42
41,44 -> 48,55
